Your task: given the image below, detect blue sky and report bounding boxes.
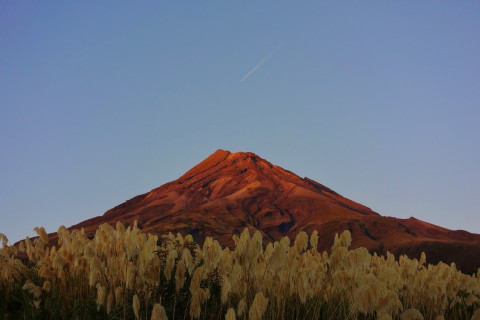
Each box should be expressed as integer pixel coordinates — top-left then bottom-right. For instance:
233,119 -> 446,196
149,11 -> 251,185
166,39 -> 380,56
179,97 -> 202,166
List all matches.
1,2 -> 479,243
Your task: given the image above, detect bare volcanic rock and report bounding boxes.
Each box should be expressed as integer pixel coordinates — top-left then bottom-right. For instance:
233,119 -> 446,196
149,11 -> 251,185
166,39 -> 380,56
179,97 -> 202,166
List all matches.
69,149 -> 480,273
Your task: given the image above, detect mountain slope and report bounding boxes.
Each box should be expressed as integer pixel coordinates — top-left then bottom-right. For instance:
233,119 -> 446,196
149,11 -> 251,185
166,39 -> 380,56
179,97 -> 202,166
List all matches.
70,149 -> 480,272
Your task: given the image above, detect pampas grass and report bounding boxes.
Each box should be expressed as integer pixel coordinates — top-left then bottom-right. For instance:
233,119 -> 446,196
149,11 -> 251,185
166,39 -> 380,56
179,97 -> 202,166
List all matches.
1,225 -> 479,319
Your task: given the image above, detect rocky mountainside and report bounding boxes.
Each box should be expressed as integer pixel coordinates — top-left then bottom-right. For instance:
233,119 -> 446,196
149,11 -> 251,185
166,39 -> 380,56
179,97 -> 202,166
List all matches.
69,149 -> 480,272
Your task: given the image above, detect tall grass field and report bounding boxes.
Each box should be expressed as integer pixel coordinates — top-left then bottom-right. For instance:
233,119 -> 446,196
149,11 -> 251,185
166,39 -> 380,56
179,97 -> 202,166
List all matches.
1,222 -> 479,319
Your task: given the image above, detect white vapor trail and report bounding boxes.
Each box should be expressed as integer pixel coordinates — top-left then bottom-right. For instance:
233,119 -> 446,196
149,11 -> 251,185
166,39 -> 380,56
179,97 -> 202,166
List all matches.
240,46 -> 281,82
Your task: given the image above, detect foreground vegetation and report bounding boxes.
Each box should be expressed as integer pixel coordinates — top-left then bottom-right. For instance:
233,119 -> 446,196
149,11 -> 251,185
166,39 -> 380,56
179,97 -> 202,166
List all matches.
1,223 -> 480,320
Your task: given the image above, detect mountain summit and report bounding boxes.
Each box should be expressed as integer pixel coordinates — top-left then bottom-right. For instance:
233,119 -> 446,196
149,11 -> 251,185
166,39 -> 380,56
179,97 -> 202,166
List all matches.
70,149 -> 480,272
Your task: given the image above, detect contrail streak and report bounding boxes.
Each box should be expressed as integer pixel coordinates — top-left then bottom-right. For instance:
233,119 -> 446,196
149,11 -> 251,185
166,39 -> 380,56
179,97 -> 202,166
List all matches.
240,46 -> 280,82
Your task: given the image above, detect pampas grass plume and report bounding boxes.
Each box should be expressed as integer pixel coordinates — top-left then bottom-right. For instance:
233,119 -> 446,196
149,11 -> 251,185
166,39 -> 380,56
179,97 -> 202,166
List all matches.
115,286 -> 123,306
221,278 -> 231,304
32,286 -> 42,299
248,292 -> 268,320
237,298 -> 246,317
164,248 -> 177,281
42,280 -> 51,293
401,308 -> 424,320
106,290 -> 113,314
225,307 -> 236,320
34,226 -> 48,243
310,230 -> 319,251
378,313 -> 393,320
133,294 -> 140,319
23,279 -> 35,291
294,231 -> 308,253
96,283 -> 106,309
52,253 -> 66,271
151,303 -> 168,320
175,260 -> 186,293
182,247 -> 194,276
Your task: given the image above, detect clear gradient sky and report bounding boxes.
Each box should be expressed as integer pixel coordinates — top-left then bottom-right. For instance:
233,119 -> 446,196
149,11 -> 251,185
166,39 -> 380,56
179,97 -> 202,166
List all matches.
1,2 -> 480,243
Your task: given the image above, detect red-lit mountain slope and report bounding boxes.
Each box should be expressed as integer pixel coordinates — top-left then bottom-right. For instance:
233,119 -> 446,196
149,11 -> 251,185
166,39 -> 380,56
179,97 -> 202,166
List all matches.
70,149 -> 480,272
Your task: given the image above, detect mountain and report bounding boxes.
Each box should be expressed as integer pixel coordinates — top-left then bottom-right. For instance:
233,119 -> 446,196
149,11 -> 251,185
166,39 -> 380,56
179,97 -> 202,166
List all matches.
69,149 -> 480,272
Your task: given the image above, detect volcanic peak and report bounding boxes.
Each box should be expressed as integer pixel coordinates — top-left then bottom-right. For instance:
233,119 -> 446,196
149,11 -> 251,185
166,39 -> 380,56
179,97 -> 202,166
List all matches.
173,149 -> 339,198
66,149 -> 480,272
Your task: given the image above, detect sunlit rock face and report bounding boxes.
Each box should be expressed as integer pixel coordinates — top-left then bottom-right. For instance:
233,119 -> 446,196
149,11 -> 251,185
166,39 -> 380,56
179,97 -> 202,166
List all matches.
68,149 -> 480,272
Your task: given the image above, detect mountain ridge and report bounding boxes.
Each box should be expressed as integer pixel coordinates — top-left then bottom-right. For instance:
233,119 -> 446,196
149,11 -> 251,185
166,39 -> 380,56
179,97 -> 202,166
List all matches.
66,149 -> 480,272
